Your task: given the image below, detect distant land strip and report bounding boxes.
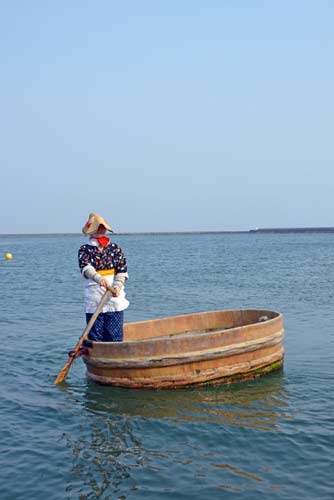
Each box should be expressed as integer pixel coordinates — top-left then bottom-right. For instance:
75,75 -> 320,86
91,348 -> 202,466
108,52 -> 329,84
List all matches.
1,227 -> 334,237
249,227 -> 334,233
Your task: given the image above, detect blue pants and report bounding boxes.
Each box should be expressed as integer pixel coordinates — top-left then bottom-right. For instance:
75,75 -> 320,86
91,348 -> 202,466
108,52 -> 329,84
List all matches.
86,311 -> 124,342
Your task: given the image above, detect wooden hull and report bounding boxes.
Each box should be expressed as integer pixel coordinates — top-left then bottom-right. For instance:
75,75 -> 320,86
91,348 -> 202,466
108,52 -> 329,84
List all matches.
83,309 -> 284,389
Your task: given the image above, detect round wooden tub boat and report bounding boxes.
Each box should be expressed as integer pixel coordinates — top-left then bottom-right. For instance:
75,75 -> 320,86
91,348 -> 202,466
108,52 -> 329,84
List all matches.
82,309 -> 284,389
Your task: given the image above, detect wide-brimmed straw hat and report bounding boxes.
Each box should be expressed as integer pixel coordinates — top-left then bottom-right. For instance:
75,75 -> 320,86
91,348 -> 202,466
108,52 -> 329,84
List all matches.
82,212 -> 113,235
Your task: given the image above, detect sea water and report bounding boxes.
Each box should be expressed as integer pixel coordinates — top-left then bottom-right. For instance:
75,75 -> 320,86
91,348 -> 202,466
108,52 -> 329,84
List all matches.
0,233 -> 333,499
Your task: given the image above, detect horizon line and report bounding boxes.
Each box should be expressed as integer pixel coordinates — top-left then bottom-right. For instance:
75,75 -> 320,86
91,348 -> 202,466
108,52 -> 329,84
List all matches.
1,226 -> 334,237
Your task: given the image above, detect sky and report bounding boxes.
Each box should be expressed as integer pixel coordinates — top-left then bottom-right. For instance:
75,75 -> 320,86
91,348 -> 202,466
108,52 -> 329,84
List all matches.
1,1 -> 333,233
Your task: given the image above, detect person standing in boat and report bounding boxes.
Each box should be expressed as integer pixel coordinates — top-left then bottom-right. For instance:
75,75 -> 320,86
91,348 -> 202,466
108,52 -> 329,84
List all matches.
78,212 -> 129,342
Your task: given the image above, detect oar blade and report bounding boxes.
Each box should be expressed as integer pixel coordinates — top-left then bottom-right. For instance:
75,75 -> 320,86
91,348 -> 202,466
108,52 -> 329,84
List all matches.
54,357 -> 75,385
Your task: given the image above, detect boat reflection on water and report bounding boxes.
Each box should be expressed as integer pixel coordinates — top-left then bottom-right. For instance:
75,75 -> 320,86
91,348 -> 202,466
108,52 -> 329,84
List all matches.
64,371 -> 289,498
83,369 -> 288,431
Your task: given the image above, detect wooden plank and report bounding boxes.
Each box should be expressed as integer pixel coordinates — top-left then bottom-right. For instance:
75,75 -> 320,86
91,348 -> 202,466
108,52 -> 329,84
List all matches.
85,330 -> 284,369
86,349 -> 284,388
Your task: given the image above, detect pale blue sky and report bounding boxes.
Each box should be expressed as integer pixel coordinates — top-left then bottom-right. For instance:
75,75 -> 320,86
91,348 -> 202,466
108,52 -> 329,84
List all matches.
1,1 -> 333,233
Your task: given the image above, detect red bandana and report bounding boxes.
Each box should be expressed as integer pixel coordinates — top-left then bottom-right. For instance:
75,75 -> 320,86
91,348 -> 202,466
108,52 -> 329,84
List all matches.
96,236 -> 110,247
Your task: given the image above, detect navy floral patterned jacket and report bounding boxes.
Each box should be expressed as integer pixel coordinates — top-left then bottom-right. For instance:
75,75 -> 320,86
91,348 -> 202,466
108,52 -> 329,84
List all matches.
78,242 -> 128,275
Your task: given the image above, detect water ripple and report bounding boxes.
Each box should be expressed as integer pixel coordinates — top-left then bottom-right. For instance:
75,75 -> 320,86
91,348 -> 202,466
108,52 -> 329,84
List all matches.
1,234 -> 334,499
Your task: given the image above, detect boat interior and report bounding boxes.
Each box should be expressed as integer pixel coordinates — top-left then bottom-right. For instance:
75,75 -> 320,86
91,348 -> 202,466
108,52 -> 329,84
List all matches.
123,309 -> 280,342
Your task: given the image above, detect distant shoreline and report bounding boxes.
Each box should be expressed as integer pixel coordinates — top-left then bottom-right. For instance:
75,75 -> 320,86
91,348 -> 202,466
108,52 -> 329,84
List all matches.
1,227 -> 334,237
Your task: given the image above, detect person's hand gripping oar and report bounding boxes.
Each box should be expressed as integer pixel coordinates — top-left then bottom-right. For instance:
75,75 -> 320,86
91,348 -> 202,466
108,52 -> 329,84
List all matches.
54,288 -> 112,385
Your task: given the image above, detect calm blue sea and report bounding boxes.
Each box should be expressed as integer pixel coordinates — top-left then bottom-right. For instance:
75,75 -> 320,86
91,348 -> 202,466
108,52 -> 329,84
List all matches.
0,233 -> 333,500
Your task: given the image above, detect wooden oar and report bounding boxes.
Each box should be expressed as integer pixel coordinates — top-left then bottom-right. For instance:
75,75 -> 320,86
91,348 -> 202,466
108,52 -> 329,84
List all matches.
54,289 -> 111,385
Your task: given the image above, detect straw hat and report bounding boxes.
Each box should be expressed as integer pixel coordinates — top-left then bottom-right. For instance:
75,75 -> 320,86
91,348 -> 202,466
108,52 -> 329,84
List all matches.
82,212 -> 113,235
